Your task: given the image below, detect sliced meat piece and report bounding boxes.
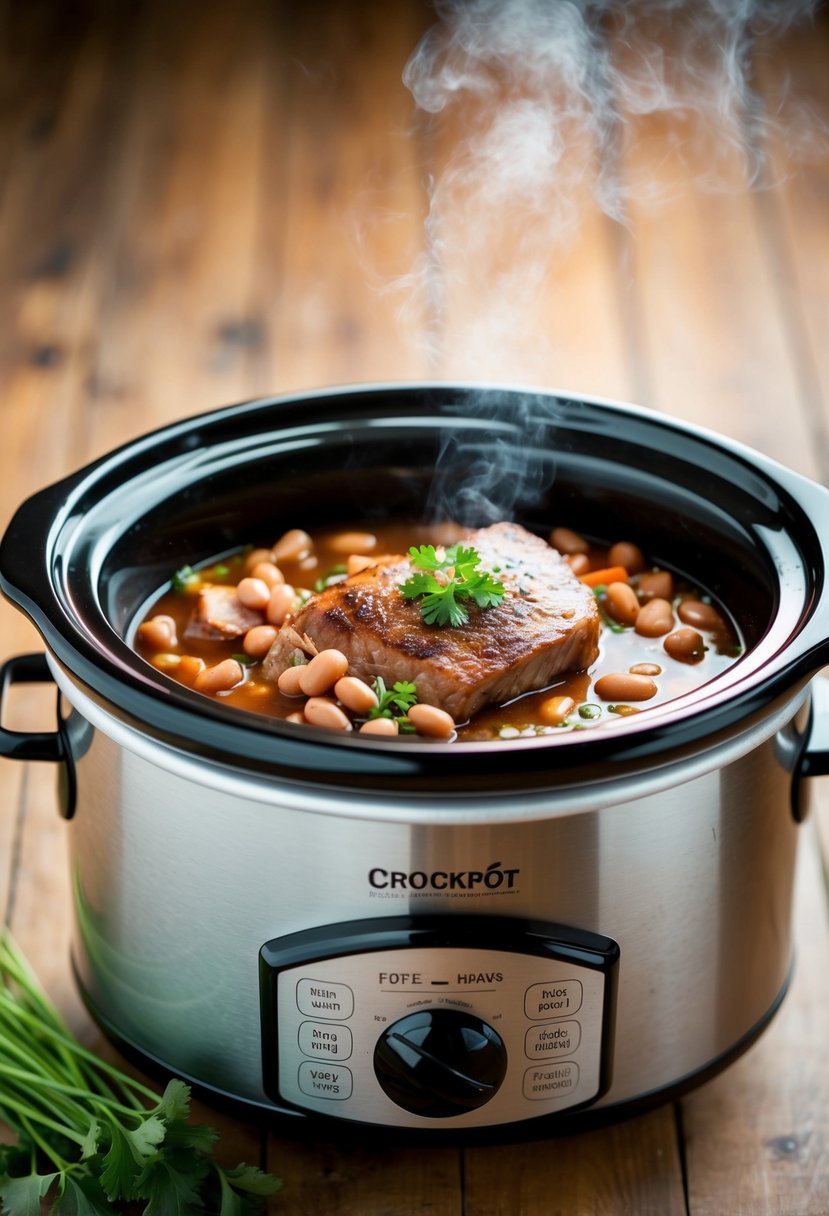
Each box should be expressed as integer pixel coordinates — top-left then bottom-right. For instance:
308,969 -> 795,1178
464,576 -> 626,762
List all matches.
184,584 -> 263,641
262,522 -> 599,722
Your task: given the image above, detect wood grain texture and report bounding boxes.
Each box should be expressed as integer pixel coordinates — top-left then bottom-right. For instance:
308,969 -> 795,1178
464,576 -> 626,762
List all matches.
0,3 -> 827,1214
681,820 -> 829,1216
462,1109 -> 687,1216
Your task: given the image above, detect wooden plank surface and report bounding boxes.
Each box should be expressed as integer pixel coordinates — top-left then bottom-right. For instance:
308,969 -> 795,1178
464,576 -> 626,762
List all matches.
1,3 -> 827,1214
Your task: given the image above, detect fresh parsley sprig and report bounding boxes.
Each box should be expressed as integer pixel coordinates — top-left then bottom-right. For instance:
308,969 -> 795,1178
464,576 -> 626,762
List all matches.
368,678 -> 418,731
0,930 -> 281,1216
398,544 -> 506,628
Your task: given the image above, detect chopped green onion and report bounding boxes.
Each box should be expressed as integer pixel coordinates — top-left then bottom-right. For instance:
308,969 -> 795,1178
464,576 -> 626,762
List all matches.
171,564 -> 198,592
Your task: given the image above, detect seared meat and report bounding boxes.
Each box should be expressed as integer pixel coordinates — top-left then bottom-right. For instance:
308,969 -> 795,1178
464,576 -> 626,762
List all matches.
184,584 -> 262,641
262,522 -> 600,722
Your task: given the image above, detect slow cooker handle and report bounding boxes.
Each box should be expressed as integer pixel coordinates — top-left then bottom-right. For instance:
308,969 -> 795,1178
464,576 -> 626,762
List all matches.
0,653 -> 66,763
799,674 -> 829,783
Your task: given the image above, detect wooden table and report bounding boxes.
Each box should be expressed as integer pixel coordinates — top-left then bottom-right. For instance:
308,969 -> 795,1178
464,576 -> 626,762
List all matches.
1,2 -> 828,1212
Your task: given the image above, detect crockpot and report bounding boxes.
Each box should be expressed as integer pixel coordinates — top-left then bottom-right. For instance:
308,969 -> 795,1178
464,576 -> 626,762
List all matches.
1,383 -> 828,1143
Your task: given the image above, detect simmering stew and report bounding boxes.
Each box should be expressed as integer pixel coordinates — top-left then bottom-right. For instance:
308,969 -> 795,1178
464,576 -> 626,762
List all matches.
134,522 -> 742,742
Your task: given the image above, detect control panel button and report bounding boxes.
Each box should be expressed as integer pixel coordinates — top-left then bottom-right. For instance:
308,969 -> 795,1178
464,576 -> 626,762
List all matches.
524,1019 -> 581,1060
296,978 -> 354,1020
374,1009 -> 507,1118
261,916 -> 619,1128
524,979 -> 583,1020
523,1060 -> 580,1101
298,1061 -> 353,1100
298,1020 -> 353,1061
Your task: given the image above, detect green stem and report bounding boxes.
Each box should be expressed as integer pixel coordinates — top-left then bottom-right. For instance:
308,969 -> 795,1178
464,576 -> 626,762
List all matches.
0,946 -> 91,1094
0,994 -> 157,1109
0,1090 -> 84,1153
19,1114 -> 71,1175
0,1005 -> 74,1087
0,1073 -> 97,1142
0,1061 -> 146,1123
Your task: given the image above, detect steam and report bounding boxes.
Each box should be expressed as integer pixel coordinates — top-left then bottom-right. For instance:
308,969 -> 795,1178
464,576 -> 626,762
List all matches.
396,0 -> 824,380
425,393 -> 564,525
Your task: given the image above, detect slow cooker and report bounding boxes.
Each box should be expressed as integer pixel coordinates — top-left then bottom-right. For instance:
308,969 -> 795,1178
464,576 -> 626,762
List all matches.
1,383 -> 828,1142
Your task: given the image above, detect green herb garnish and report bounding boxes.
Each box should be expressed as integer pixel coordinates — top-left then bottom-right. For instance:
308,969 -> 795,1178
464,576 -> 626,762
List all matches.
590,585 -> 627,634
398,544 -> 506,628
313,565 -> 348,593
368,677 -> 418,721
0,930 -> 281,1216
171,565 -> 199,592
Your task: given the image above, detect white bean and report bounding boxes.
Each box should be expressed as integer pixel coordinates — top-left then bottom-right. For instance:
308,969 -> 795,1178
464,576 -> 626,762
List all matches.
334,675 -> 379,715
593,672 -> 657,702
236,577 -> 271,611
549,527 -> 588,555
194,659 -> 244,695
538,695 -> 575,726
243,548 -> 274,574
138,615 -> 178,650
359,717 -> 399,736
277,665 -> 306,696
299,649 -> 349,697
605,582 -> 640,627
272,529 -> 313,563
266,583 -> 297,626
329,531 -> 377,555
304,697 -> 352,732
677,600 -> 723,631
407,703 -> 456,739
243,624 -> 278,658
635,598 -> 674,638
251,560 -> 285,587
608,541 -> 646,575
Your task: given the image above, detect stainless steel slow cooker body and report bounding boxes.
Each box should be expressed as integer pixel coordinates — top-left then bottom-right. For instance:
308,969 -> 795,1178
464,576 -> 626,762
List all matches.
2,384 -> 829,1142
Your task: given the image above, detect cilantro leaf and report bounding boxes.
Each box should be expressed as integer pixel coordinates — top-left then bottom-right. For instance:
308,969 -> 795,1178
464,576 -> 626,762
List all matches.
368,678 -> 418,720
99,1125 -> 143,1201
449,544 -> 482,572
418,589 -> 468,628
404,544 -> 443,571
221,1163 -> 283,1197
398,543 -> 505,628
0,930 -> 281,1216
79,1120 -> 100,1161
53,1174 -> 112,1216
215,1164 -> 282,1216
0,1170 -> 58,1216
135,1149 -> 210,1216
153,1081 -> 192,1125
398,571 -> 440,599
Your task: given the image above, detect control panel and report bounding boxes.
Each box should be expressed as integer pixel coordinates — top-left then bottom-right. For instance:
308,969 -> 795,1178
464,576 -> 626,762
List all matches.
260,916 -> 618,1129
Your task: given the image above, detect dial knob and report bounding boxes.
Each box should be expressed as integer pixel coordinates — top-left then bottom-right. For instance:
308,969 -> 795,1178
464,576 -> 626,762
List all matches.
374,1008 -> 507,1117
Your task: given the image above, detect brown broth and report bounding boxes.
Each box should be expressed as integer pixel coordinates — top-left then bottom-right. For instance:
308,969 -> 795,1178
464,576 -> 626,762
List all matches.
134,522 -> 743,741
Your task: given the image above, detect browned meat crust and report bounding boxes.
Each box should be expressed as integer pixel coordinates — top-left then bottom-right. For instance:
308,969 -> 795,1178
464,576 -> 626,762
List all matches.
262,523 -> 600,721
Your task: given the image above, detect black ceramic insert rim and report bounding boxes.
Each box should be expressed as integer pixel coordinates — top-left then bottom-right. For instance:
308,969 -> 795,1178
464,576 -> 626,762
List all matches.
1,384 -> 828,793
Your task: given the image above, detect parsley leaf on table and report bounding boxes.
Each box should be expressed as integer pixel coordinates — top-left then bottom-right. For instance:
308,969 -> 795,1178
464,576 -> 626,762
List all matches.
0,931 -> 282,1216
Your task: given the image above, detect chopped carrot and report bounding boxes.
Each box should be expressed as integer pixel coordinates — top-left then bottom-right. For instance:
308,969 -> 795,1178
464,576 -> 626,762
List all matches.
579,565 -> 630,588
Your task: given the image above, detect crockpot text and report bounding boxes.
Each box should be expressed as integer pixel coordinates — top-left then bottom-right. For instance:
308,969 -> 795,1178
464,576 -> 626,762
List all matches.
368,862 -> 520,892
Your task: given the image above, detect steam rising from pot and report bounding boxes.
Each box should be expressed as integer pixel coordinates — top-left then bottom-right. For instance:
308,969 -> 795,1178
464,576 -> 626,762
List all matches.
395,0 -> 824,521
398,0 -> 822,372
